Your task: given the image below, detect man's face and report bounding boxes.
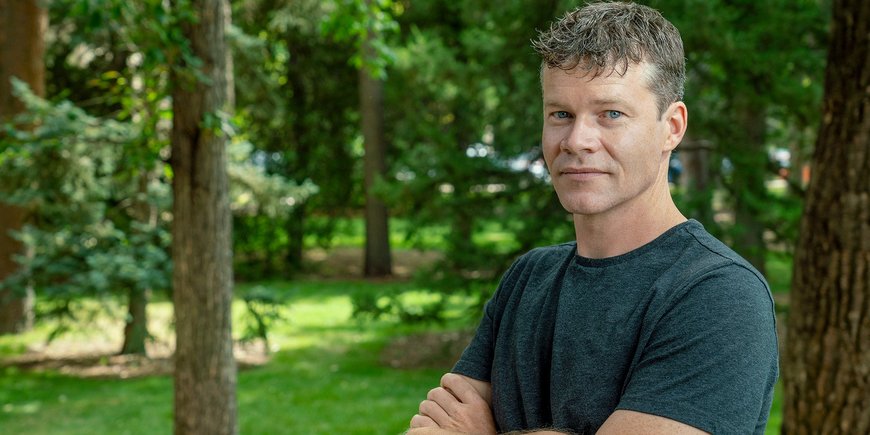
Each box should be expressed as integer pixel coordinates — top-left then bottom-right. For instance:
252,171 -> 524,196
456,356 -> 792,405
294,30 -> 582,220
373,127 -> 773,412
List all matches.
541,62 -> 684,218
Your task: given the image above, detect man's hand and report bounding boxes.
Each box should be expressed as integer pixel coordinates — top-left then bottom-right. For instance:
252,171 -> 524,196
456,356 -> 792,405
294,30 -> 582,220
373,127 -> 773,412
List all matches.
409,373 -> 496,435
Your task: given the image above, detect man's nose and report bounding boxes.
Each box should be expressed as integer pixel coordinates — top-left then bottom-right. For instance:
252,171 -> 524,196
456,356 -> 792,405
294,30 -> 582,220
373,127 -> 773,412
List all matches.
561,116 -> 601,154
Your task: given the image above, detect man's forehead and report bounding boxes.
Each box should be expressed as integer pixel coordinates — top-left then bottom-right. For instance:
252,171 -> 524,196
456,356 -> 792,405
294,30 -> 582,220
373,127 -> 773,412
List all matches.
543,60 -> 651,81
541,62 -> 658,110
542,60 -> 656,94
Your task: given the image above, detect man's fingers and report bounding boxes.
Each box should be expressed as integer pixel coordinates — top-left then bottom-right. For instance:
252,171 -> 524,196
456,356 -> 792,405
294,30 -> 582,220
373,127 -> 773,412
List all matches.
409,413 -> 437,428
427,386 -> 461,413
419,397 -> 451,426
440,373 -> 483,404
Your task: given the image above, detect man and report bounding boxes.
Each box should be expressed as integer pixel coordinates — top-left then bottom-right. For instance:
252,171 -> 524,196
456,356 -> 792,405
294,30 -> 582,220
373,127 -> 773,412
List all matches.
408,2 -> 779,434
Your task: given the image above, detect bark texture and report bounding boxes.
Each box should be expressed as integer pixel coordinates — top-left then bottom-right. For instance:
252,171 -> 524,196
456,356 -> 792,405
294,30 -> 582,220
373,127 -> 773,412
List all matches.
171,0 -> 237,433
0,0 -> 45,334
0,205 -> 31,333
120,173 -> 155,355
121,287 -> 149,355
359,14 -> 392,278
0,0 -> 45,114
782,0 -> 870,433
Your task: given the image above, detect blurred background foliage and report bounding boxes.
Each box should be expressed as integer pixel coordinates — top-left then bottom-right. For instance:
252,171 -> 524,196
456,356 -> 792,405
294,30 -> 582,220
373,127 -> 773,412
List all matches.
0,0 -> 828,341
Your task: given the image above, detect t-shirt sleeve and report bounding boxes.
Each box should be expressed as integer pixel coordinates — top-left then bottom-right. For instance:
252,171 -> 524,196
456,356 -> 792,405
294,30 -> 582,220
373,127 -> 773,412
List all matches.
615,264 -> 779,434
451,255 -> 528,382
451,295 -> 497,382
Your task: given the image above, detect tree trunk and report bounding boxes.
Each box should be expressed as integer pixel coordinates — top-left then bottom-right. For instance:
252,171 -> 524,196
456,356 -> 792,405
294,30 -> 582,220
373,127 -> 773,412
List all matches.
120,174 -> 153,355
359,14 -> 392,278
285,204 -> 306,272
0,0 -> 45,115
0,204 -> 32,334
781,0 -> 870,433
730,101 -> 769,276
0,0 -> 45,334
121,287 -> 149,355
678,138 -> 715,226
284,64 -> 310,273
170,0 -> 237,433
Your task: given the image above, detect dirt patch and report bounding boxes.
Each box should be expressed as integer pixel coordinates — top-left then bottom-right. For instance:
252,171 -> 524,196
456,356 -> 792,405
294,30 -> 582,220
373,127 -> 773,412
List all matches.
380,330 -> 474,370
2,351 -> 175,379
1,340 -> 270,379
3,328 -> 473,379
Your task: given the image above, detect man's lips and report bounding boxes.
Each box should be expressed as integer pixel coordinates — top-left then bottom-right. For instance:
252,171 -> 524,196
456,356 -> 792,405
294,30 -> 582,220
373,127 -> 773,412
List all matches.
559,167 -> 608,179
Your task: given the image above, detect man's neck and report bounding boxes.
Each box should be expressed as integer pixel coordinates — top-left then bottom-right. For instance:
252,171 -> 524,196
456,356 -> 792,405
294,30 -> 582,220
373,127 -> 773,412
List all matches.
572,190 -> 686,259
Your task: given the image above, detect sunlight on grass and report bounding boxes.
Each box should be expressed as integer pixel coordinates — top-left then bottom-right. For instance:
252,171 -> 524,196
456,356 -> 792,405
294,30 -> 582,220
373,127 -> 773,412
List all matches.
0,280 -> 460,434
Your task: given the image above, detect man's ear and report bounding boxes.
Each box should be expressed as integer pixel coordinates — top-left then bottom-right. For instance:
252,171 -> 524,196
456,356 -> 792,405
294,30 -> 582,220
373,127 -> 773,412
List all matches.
662,101 -> 687,152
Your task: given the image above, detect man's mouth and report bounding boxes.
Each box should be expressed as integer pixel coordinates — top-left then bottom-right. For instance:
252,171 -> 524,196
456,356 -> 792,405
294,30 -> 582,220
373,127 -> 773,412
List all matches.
560,167 -> 607,180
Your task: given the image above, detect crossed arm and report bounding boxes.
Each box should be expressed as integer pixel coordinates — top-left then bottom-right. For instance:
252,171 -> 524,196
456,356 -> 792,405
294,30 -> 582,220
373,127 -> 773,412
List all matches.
408,373 -> 708,435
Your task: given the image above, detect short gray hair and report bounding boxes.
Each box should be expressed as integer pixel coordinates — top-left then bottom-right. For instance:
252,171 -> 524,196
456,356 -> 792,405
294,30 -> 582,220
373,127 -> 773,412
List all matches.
532,1 -> 685,116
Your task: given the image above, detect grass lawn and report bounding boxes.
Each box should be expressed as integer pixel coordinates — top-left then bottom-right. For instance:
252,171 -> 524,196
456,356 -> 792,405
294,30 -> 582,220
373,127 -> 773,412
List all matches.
0,278 -> 784,434
0,280 -> 462,435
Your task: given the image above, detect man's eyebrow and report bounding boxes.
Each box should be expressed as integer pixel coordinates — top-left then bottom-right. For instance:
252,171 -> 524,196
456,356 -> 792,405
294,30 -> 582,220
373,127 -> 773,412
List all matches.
543,98 -> 633,107
590,98 -> 630,106
543,99 -> 567,107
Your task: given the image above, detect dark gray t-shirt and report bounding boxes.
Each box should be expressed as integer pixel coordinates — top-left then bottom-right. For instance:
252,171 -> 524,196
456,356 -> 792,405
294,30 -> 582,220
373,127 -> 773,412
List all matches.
453,220 -> 779,434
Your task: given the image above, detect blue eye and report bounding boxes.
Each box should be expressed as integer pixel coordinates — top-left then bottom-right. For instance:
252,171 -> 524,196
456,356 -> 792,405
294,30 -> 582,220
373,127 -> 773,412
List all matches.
553,111 -> 571,119
606,110 -> 623,119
